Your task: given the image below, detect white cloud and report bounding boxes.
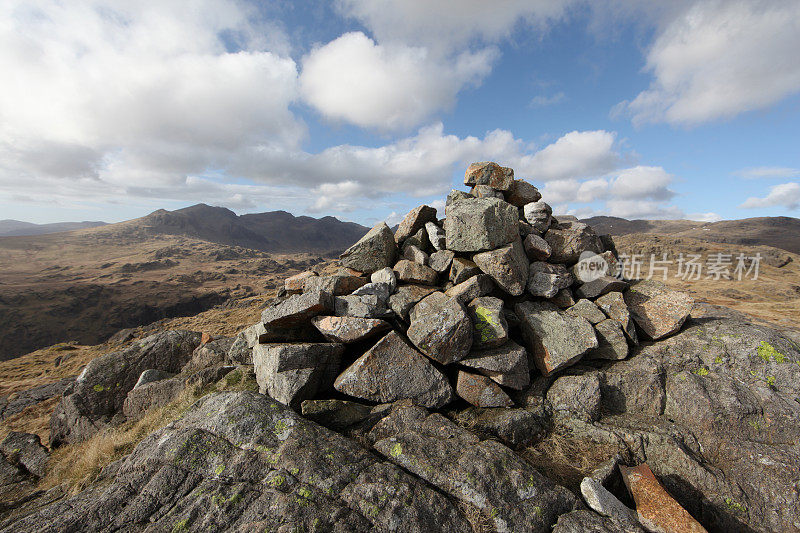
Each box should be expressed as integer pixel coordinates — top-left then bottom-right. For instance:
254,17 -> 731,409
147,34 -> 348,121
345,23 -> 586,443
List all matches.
299,32 -> 496,131
741,182 -> 800,209
620,0 -> 800,125
512,130 -> 620,182
734,166 -> 800,179
529,92 -> 566,107
335,0 -> 574,52
0,0 -> 302,188
610,166 -> 676,200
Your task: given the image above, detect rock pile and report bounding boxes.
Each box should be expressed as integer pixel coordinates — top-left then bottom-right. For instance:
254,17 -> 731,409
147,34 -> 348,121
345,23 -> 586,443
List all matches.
238,162 -> 694,412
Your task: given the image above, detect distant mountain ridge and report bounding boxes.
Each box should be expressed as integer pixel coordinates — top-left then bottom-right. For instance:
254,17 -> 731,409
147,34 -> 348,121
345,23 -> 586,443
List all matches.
95,203 -> 368,254
581,215 -> 800,255
0,219 -> 107,237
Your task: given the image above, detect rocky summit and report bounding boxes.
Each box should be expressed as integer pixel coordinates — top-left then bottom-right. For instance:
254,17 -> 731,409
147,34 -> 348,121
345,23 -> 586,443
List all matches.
4,162 -> 800,532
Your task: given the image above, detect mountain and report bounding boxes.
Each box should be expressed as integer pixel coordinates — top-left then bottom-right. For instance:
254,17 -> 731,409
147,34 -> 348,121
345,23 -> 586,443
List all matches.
105,204 -> 368,254
581,215 -> 800,255
0,219 -> 107,237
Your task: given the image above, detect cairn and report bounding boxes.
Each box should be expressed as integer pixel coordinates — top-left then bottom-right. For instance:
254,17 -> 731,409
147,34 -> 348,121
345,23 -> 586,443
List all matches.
237,162 -> 694,411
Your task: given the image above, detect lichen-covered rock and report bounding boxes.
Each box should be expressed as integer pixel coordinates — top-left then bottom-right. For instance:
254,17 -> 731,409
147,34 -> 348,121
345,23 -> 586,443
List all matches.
49,330 -> 202,446
402,244 -> 429,265
445,273 -> 495,304
311,316 -> 391,344
388,284 -> 437,319
460,340 -> 530,390
466,296 -> 509,349
253,343 -> 344,409
472,239 -> 529,296
546,373 -> 602,422
395,205 -> 438,243
123,376 -> 184,421
544,221 -> 603,264
523,233 -> 551,260
595,291 -> 638,343
516,301 -> 598,376
183,337 -> 234,374
340,222 -> 398,274
444,197 -> 518,252
0,432 -> 49,478
334,332 -> 454,408
456,371 -> 513,408
527,261 -> 573,298
393,259 -> 437,285
429,249 -> 455,273
10,392 -> 474,533
370,402 -> 578,532
566,299 -> 606,325
261,290 -> 333,329
590,319 -> 629,360
446,189 -> 473,205
407,295 -> 472,365
334,294 -> 391,319
624,280 -> 694,340
505,179 -> 542,207
463,161 -> 514,190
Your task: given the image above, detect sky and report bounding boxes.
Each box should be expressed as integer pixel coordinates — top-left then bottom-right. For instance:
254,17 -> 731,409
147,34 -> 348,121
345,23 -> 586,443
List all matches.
1,0 -> 800,227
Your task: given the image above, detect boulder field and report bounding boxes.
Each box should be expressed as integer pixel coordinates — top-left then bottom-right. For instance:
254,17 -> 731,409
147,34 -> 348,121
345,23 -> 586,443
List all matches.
4,162 -> 799,532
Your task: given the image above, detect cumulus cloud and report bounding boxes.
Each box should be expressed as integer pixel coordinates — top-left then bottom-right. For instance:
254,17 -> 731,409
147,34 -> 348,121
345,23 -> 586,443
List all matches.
741,182 -> 800,209
610,166 -> 676,200
0,0 -> 302,189
299,32 -> 496,131
335,0 -> 574,51
512,130 -> 620,182
619,0 -> 800,125
735,166 -> 800,179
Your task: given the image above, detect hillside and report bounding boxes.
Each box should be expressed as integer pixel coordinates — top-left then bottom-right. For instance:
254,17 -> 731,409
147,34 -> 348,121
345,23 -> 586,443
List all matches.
582,215 -> 800,254
0,220 -> 107,237
0,231 -> 322,360
101,204 -> 368,254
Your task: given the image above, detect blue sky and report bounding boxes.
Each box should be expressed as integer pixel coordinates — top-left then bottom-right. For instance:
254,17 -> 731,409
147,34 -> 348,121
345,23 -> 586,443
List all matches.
1,0 -> 799,226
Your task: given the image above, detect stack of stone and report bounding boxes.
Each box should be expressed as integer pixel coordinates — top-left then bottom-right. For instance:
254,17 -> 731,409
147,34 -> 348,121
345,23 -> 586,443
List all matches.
235,162 -> 694,411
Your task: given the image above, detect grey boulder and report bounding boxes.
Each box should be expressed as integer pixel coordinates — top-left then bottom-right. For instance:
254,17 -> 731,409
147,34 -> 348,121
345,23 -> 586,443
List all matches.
444,197 -> 518,252
516,301 -> 598,376
253,343 -> 344,409
472,239 -> 529,296
334,331 -> 454,408
340,222 -> 398,274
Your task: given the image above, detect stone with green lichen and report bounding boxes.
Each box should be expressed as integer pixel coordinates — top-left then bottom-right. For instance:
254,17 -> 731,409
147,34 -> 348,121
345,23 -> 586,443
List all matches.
466,296 -> 509,349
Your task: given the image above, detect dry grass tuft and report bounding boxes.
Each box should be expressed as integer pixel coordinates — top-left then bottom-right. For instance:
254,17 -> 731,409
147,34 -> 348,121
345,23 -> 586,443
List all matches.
456,500 -> 497,533
41,369 -> 257,494
522,430 -> 619,493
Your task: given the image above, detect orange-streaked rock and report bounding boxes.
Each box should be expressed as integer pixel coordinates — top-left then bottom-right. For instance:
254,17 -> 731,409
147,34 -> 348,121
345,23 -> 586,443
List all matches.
620,463 -> 708,533
285,270 -> 317,293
